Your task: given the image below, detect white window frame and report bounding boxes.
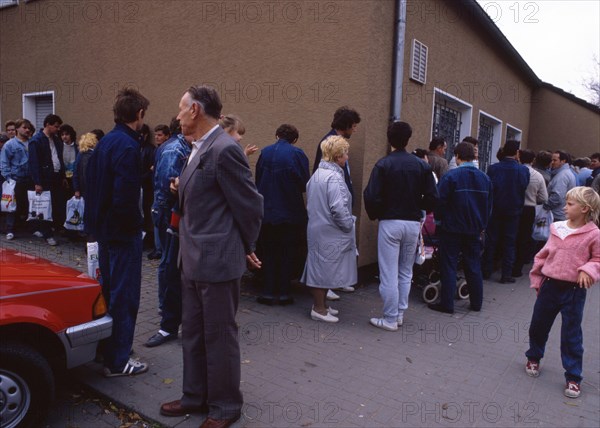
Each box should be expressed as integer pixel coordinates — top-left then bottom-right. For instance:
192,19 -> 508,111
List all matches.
478,110 -> 503,167
410,39 -> 428,85
0,0 -> 18,9
430,87 -> 473,144
506,123 -> 522,143
22,91 -> 55,129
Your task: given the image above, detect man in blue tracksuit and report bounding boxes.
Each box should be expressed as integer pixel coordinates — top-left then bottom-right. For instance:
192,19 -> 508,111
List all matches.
85,88 -> 150,377
482,140 -> 529,283
429,142 -> 493,314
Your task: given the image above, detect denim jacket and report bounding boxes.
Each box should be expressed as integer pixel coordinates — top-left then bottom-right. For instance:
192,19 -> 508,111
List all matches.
153,134 -> 191,209
0,137 -> 30,181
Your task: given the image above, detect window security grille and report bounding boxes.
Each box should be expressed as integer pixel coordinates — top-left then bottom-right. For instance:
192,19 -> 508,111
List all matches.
432,102 -> 462,162
410,40 -> 428,84
478,116 -> 494,173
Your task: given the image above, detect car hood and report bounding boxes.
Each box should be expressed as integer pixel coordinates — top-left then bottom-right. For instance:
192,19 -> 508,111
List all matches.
0,248 -> 97,297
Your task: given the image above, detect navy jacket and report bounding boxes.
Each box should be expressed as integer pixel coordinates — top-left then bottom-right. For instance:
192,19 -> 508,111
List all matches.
314,129 -> 354,206
84,124 -> 143,242
256,139 -> 310,225
28,130 -> 65,188
364,149 -> 438,221
435,163 -> 493,235
487,158 -> 529,216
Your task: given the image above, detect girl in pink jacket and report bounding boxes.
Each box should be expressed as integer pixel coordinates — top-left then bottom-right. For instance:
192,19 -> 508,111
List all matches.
525,186 -> 600,399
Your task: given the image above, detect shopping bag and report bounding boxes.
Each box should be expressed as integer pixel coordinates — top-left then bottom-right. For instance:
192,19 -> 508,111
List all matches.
27,190 -> 52,221
64,196 -> 85,231
415,222 -> 426,265
532,206 -> 553,241
1,179 -> 17,213
87,241 -> 101,281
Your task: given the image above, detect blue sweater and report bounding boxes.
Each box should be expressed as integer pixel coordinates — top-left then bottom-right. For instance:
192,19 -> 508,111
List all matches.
84,124 -> 142,241
435,163 -> 493,235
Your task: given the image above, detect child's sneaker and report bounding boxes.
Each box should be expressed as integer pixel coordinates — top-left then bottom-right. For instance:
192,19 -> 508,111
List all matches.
103,358 -> 149,377
525,360 -> 540,377
564,381 -> 581,398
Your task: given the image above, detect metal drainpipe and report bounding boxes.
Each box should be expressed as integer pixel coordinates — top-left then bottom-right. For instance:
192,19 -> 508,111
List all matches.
391,0 -> 407,121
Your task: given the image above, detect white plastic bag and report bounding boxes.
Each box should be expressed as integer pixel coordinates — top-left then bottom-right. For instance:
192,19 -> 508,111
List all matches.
87,241 -> 101,281
64,196 -> 85,231
1,179 -> 17,213
27,190 -> 52,221
532,206 -> 553,241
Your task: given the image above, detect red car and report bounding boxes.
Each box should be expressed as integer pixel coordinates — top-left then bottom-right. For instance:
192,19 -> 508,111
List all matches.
0,248 -> 112,428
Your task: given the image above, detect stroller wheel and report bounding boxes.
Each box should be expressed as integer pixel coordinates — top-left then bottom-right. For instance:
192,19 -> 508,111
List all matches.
429,271 -> 441,284
456,278 -> 469,300
423,283 -> 440,303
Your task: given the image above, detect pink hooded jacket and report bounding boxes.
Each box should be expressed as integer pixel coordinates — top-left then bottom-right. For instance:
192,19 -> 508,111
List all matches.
530,221 -> 600,290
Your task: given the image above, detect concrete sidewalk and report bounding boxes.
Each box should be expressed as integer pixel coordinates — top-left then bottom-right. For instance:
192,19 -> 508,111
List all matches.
2,235 -> 598,427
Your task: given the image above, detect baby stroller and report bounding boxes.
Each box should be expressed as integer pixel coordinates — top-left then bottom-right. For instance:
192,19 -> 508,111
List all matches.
412,213 -> 470,303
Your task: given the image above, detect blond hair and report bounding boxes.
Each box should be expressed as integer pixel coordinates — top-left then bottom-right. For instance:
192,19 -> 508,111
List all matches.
320,135 -> 349,162
566,186 -> 600,223
78,132 -> 98,153
219,114 -> 245,135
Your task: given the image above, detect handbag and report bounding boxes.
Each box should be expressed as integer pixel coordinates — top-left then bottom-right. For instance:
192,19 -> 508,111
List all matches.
64,196 -> 85,231
27,190 -> 52,221
1,179 -> 17,213
532,206 -> 553,241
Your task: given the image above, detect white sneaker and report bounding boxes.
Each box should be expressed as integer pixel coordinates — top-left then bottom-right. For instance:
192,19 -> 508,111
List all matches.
337,286 -> 355,292
311,308 -> 339,323
46,237 -> 58,246
327,307 -> 339,316
326,290 -> 340,300
397,316 -> 404,327
369,317 -> 398,332
6,233 -> 14,240
33,231 -> 44,238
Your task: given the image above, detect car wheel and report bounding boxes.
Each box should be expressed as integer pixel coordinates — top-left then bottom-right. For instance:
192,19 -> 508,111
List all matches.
0,342 -> 54,428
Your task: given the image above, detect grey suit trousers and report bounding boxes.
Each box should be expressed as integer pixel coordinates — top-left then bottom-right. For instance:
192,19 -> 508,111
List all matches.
180,274 -> 243,420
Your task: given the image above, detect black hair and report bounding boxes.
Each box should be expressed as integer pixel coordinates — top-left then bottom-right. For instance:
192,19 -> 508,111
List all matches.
387,121 -> 412,150
331,106 -> 361,131
113,88 -> 150,124
59,124 -> 76,142
428,137 -> 446,151
43,114 -> 63,127
462,136 -> 479,146
91,129 -> 105,140
454,142 -> 475,162
275,124 -> 299,143
554,150 -> 572,164
187,85 -> 222,119
519,149 -> 535,164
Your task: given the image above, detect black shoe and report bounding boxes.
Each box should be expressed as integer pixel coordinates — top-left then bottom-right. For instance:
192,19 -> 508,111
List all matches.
144,332 -> 177,347
482,272 -> 491,280
278,296 -> 295,306
147,250 -> 162,260
427,303 -> 454,314
469,305 -> 481,312
500,276 -> 516,284
256,296 -> 276,306
512,271 -> 523,278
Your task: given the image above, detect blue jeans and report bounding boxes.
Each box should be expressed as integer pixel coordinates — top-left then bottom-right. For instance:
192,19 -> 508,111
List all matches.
160,230 -> 182,335
526,278 -> 587,383
377,220 -> 420,323
152,206 -> 171,308
438,230 -> 483,311
98,234 -> 143,371
483,213 -> 520,278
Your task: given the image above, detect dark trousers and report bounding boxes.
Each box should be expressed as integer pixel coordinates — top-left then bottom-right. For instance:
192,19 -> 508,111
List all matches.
258,223 -> 303,298
483,213 -> 520,278
98,235 -> 143,371
181,275 -> 242,420
438,230 -> 483,311
513,206 -> 536,275
6,178 -> 32,234
49,173 -> 66,230
526,278 -> 586,383
152,206 -> 171,308
159,230 -> 182,335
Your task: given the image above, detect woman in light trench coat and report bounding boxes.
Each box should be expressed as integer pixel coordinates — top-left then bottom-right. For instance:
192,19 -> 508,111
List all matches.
301,135 -> 357,322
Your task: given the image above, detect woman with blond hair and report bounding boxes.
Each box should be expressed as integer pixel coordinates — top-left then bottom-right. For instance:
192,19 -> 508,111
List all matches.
219,113 -> 258,157
73,132 -> 98,199
301,135 -> 357,322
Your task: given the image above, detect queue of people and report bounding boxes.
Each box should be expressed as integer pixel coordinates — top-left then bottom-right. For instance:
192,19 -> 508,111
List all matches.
1,88 -> 599,428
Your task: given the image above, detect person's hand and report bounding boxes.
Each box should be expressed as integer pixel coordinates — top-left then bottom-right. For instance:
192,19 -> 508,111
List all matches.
244,144 -> 259,157
35,184 -> 43,193
169,177 -> 179,194
577,271 -> 594,288
74,191 -> 81,198
246,252 -> 262,270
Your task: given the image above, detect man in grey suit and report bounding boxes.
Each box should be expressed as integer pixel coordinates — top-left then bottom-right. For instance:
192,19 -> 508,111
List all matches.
160,85 -> 263,428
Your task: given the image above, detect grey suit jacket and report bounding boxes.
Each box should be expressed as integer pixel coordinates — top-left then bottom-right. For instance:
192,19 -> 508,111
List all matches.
178,126 -> 263,283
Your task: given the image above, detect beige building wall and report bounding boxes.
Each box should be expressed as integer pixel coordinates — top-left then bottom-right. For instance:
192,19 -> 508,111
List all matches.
400,0 -> 534,152
528,87 -> 600,157
0,0 -> 396,266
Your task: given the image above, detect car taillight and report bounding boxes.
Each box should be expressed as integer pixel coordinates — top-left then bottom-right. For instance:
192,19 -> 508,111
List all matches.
93,292 -> 108,319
